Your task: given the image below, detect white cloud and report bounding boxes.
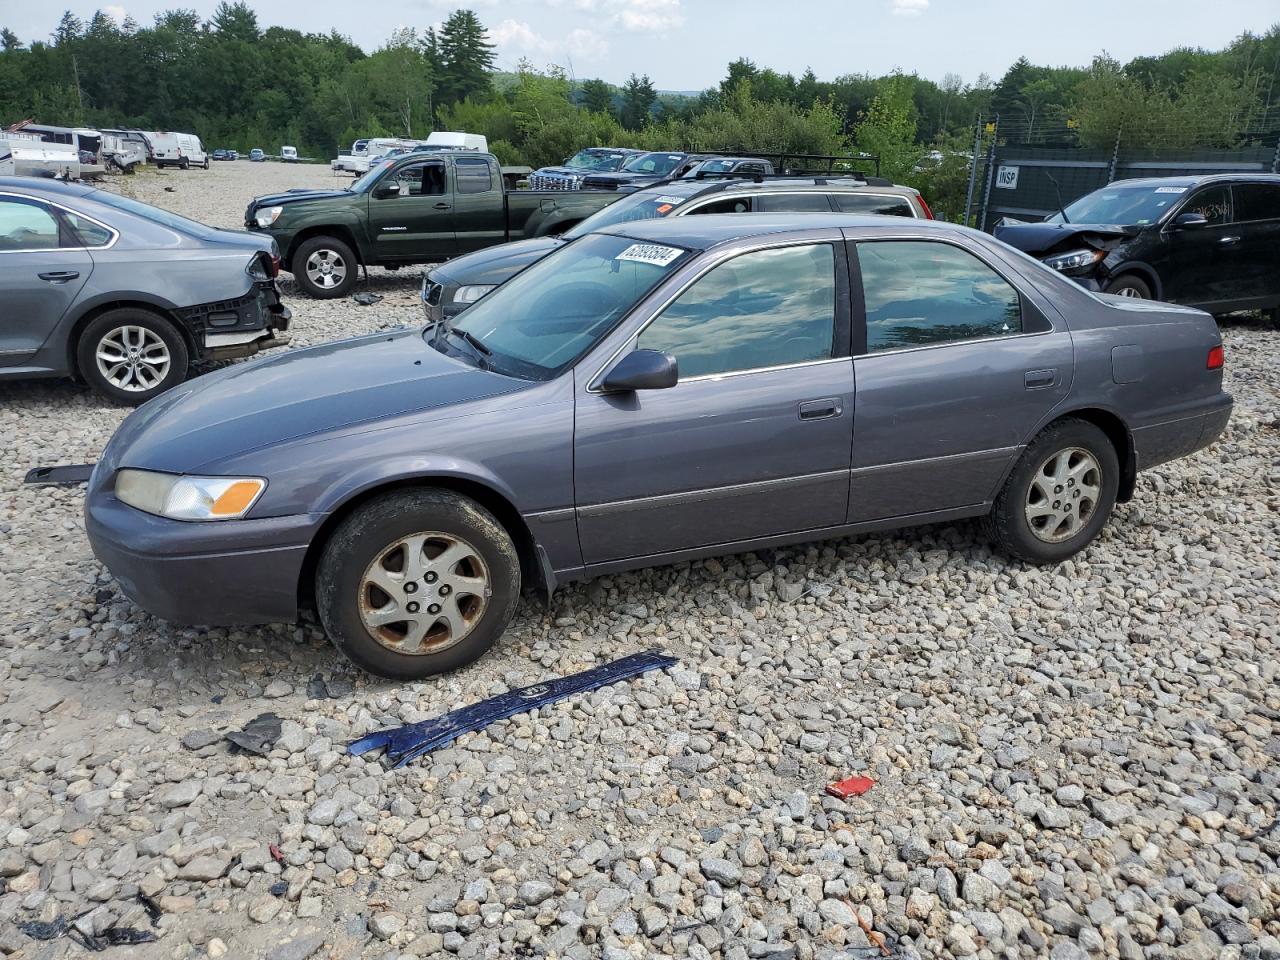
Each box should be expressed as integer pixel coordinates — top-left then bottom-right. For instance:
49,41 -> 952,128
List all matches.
101,4 -> 127,23
616,0 -> 683,31
491,20 -> 609,62
566,28 -> 609,59
891,0 -> 929,15
491,19 -> 552,54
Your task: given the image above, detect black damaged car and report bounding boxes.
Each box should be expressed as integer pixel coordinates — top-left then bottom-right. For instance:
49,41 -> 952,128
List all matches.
995,174 -> 1280,318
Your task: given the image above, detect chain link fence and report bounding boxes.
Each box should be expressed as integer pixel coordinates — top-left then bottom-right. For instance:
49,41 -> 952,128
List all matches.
958,109 -> 1280,232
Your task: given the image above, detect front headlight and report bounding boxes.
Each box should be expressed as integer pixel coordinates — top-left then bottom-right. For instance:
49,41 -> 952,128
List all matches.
452,284 -> 496,305
255,205 -> 283,228
115,469 -> 266,521
1043,248 -> 1103,272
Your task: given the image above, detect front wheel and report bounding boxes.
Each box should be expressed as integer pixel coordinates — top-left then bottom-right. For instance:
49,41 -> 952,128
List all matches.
1103,274 -> 1151,299
986,418 -> 1120,563
203,158 -> 210,170
180,158 -> 189,170
316,489 -> 521,679
76,308 -> 190,405
292,235 -> 358,299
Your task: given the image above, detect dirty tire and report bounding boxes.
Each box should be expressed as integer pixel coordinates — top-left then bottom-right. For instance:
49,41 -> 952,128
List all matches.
1103,274 -> 1152,299
76,308 -> 189,405
292,235 -> 358,299
985,418 -> 1120,564
180,158 -> 189,170
316,489 -> 521,680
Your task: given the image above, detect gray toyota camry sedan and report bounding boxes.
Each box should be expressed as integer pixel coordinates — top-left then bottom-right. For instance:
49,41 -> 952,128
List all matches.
86,215 -> 1231,679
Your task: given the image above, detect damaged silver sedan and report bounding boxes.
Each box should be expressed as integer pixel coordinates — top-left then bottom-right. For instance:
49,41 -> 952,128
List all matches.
0,175 -> 289,404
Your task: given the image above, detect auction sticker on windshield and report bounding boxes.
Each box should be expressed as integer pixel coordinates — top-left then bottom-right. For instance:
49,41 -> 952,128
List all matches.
651,196 -> 685,206
616,243 -> 684,266
1154,186 -> 1188,194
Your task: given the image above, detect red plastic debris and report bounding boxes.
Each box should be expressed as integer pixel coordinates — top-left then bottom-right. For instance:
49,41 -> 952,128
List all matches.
826,775 -> 876,799
268,843 -> 284,863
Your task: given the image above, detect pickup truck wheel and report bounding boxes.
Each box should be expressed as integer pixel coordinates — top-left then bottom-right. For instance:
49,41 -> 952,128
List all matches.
293,236 -> 357,299
985,418 -> 1119,564
76,308 -> 189,405
315,489 -> 521,679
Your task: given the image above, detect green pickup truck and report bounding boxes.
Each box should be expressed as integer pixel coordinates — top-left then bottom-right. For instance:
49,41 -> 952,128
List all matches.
245,151 -> 622,298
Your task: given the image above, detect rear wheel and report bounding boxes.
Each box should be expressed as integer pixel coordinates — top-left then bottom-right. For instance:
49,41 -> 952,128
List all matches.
293,235 -> 358,299
315,489 -> 521,679
1103,274 -> 1151,299
986,418 -> 1119,563
180,158 -> 189,170
76,308 -> 189,405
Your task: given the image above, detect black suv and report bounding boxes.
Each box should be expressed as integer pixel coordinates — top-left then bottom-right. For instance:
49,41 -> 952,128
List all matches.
422,173 -> 932,322
995,174 -> 1280,317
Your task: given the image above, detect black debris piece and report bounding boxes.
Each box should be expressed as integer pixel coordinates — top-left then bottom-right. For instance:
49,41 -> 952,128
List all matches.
269,880 -> 288,897
349,649 -> 677,768
352,292 -> 383,305
225,712 -> 283,755
306,675 -> 332,699
101,927 -> 158,946
24,464 -> 95,486
19,917 -> 68,940
137,892 -> 163,923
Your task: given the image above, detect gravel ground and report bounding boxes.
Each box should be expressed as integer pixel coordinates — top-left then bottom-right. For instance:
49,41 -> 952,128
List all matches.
0,161 -> 1277,960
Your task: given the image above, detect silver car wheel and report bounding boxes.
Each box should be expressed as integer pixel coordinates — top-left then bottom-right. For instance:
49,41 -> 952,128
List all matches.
305,249 -> 347,289
1024,446 -> 1102,543
358,532 -> 490,654
95,325 -> 171,393
1115,286 -> 1145,298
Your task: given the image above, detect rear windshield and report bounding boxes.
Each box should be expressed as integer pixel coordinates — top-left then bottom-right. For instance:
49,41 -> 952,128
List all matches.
566,150 -> 631,172
564,191 -> 693,239
87,190 -> 217,237
622,153 -> 685,176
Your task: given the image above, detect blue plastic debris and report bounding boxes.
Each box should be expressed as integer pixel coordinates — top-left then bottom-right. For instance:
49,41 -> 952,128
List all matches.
349,649 -> 678,768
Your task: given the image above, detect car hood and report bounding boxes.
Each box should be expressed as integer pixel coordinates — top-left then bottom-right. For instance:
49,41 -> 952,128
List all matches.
248,188 -> 353,210
993,220 -> 1139,255
432,236 -> 563,287
104,329 -> 526,474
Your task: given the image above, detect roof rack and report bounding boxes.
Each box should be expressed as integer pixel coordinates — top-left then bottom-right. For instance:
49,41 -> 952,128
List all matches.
690,170 -> 896,189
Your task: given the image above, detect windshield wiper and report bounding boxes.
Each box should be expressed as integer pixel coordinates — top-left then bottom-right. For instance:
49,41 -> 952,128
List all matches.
443,326 -> 492,370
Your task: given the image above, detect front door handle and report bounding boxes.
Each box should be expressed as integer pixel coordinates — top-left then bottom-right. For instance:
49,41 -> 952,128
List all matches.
1219,236 -> 1241,245
798,398 -> 842,421
434,202 -> 451,210
1024,368 -> 1056,389
38,271 -> 80,283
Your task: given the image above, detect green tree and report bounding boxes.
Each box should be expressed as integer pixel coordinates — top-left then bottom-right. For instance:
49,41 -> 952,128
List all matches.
580,78 -> 614,117
620,73 -> 655,130
1,28 -> 22,52
854,73 -> 924,181
434,10 -> 495,108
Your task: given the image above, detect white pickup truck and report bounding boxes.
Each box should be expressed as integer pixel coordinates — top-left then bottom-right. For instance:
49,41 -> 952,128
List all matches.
331,132 -> 488,175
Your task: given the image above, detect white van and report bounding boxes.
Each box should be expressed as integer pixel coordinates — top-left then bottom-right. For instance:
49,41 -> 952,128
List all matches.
151,132 -> 208,170
424,131 -> 488,152
281,145 -> 298,162
348,138 -> 422,174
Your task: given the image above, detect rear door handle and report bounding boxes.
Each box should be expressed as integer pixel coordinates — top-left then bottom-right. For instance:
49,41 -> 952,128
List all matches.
1219,236 -> 1241,245
1024,368 -> 1056,389
38,271 -> 80,283
434,202 -> 451,210
798,398 -> 842,420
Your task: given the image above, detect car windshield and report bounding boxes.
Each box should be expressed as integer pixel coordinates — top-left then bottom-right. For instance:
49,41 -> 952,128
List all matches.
350,165 -> 387,193
621,152 -> 685,175
443,233 -> 692,379
565,150 -> 630,172
688,159 -> 737,175
563,190 -> 694,239
87,190 -> 218,238
1048,184 -> 1188,226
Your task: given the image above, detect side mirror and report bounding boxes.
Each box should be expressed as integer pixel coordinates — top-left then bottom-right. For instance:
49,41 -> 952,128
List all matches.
600,349 -> 678,392
1174,212 -> 1208,229
373,181 -> 401,199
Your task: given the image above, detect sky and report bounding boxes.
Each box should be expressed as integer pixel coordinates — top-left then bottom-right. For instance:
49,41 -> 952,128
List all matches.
4,0 -> 1277,90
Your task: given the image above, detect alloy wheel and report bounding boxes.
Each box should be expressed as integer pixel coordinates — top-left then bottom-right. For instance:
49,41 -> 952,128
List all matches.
358,532 -> 490,654
1115,286 -> 1145,298
1024,446 -> 1102,543
305,249 -> 347,289
95,325 -> 171,393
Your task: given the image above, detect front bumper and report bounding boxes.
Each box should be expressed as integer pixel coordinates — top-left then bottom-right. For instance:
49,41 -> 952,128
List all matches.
85,490 -> 319,625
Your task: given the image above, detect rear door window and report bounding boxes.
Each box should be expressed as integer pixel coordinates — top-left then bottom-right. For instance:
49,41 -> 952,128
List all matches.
857,240 -> 1023,352
755,193 -> 835,213
455,156 -> 494,194
834,193 -> 915,217
1233,183 -> 1280,222
0,198 -> 61,251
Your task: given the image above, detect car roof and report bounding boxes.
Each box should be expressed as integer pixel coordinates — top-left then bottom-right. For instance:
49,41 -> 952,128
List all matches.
598,212 -> 955,248
631,176 -> 919,201
0,175 -> 101,198
1103,174 -> 1280,188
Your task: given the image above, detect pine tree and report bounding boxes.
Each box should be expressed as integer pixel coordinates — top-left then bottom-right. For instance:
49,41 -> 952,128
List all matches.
621,73 -> 655,130
435,10 -> 494,107
581,78 -> 614,117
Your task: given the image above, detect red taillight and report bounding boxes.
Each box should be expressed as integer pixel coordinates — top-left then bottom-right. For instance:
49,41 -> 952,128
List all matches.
916,193 -> 935,220
270,254 -> 280,277
1207,345 -> 1224,370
